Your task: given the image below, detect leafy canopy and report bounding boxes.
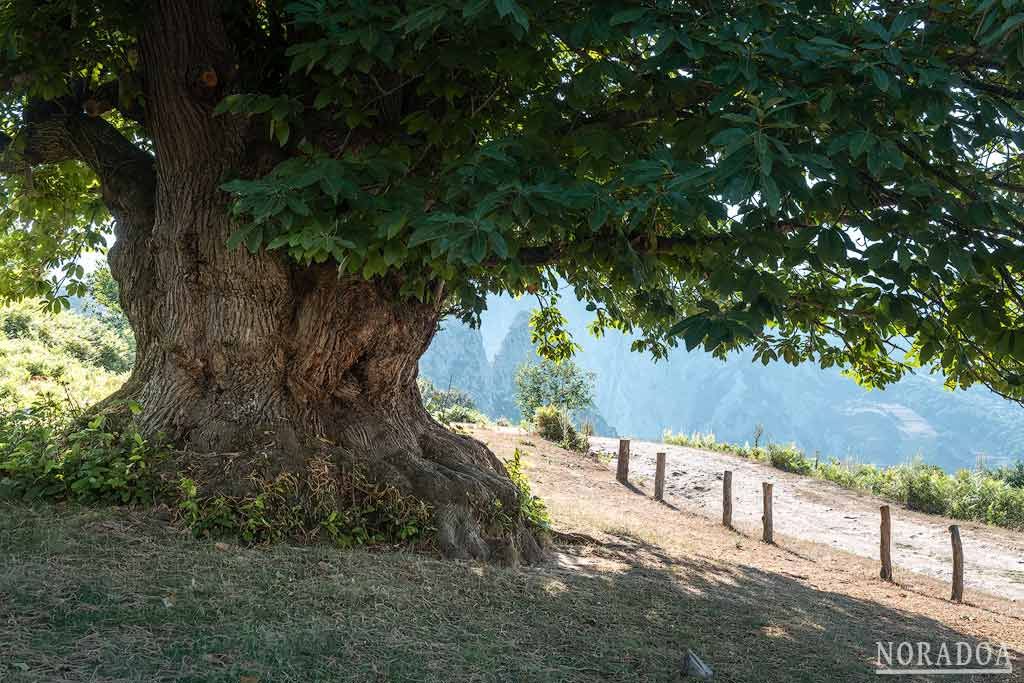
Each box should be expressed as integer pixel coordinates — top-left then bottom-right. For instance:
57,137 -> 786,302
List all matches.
2,0 -> 1024,401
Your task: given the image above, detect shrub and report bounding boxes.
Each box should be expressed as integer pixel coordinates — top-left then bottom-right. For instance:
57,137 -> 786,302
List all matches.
0,304 -> 134,379
503,449 -> 549,531
902,462 -> 954,515
767,443 -> 814,475
533,405 -> 566,442
417,377 -> 476,415
663,430 -> 726,451
177,465 -> 434,547
532,405 -> 588,452
989,461 -> 1024,489
0,398 -> 169,505
1,309 -> 32,339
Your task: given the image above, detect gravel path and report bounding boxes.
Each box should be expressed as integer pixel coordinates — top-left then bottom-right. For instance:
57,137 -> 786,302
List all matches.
591,436 -> 1024,604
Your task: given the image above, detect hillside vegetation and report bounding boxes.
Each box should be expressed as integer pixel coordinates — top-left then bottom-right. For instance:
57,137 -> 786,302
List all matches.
664,431 -> 1024,531
0,303 -> 130,410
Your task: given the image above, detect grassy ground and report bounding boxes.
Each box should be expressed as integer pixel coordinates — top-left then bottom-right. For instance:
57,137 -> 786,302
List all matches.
1,427 -> 1022,682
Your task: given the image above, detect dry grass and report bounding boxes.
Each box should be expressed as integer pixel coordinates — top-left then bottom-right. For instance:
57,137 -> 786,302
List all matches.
0,426 -> 1021,682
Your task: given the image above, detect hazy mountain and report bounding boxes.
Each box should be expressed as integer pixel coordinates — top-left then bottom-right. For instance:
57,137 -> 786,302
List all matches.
422,293 -> 1024,472
419,318 -> 494,415
488,310 -> 534,422
421,309 -> 618,436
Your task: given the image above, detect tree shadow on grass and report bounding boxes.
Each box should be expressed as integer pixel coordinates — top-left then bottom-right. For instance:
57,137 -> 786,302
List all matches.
1,506 -> 1021,683
523,532 -> 1022,683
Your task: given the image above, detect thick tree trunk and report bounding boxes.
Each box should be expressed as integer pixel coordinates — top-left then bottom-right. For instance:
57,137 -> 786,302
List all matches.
99,0 -> 542,563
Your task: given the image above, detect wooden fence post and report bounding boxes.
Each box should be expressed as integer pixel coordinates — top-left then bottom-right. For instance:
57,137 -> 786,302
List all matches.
949,525 -> 964,602
654,452 -> 666,501
761,482 -> 774,543
722,471 -> 733,528
616,439 -> 630,483
880,505 -> 893,581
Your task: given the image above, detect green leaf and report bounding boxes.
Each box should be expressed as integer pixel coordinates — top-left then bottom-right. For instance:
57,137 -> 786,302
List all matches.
981,14 -> 1024,47
408,222 -> 453,247
490,232 -> 509,259
818,229 -> 846,263
761,175 -> 780,215
870,67 -> 890,92
494,0 -> 528,30
610,8 -> 648,25
709,128 -> 749,147
849,131 -> 873,159
378,212 -> 409,239
889,13 -> 916,38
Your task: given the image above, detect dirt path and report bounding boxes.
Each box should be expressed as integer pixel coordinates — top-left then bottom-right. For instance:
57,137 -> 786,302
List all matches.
591,436 -> 1024,603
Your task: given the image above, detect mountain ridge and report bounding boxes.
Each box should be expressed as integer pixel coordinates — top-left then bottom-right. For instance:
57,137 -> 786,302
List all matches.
422,294 -> 1024,472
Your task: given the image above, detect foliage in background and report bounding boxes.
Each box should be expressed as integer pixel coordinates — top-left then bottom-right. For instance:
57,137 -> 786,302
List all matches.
82,265 -> 133,339
1,302 -> 133,374
532,404 -> 589,454
0,304 -> 130,409
990,461 -> 1024,489
663,430 -> 1024,530
514,359 -> 595,421
417,377 -> 489,426
417,376 -> 476,414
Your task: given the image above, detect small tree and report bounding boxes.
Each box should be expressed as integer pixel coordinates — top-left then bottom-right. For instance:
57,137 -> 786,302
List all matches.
83,265 -> 129,333
514,359 -> 595,421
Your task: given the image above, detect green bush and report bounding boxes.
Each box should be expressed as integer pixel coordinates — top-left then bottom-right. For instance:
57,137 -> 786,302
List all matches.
533,405 -> 566,441
0,397 -> 169,505
533,405 -> 588,452
417,378 -> 476,415
177,467 -> 434,548
989,461 -> 1024,489
0,304 -> 133,408
902,463 -> 955,515
663,430 -> 731,452
514,359 -> 594,421
767,443 -> 814,475
1,309 -> 32,339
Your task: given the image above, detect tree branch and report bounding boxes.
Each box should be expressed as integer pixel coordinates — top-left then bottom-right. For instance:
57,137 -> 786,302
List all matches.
958,74 -> 1024,101
0,108 -> 156,226
492,233 -> 716,268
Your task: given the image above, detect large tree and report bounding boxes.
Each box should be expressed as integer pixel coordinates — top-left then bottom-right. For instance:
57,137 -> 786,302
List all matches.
2,0 -> 1023,559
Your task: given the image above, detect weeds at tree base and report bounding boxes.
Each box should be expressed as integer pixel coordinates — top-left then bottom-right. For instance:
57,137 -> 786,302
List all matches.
503,449 -> 551,532
176,461 -> 434,549
0,396 -> 436,550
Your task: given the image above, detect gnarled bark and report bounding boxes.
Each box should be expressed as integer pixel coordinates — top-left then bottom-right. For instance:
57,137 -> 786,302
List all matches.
92,0 -> 543,563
